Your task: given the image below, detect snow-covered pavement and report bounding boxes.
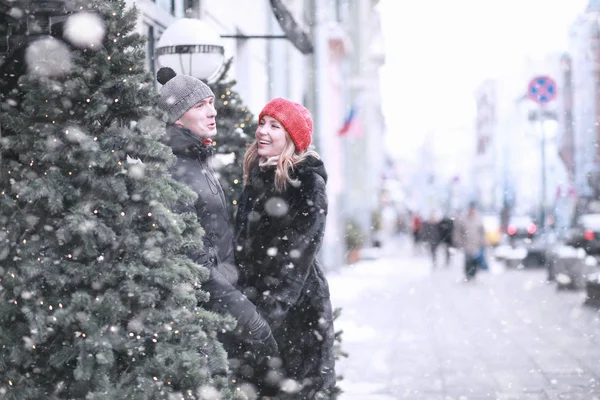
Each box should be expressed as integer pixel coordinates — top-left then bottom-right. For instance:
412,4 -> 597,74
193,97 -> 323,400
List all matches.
328,236 -> 600,400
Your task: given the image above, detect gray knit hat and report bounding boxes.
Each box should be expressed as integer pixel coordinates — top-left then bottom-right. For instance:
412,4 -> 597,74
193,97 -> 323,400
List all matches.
157,67 -> 214,124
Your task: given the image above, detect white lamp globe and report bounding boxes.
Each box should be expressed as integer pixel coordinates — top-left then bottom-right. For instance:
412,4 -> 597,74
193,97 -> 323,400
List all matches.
156,18 -> 225,82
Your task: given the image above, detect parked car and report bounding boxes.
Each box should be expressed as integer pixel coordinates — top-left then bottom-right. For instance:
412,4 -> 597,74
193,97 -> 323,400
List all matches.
506,215 -> 538,244
545,202 -> 600,281
565,213 -> 600,255
535,228 -> 567,280
505,215 -> 544,266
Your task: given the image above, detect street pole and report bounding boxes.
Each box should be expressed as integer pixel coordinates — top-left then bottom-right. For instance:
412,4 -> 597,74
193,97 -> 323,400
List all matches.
540,106 -> 546,231
501,109 -> 511,230
526,75 -> 556,231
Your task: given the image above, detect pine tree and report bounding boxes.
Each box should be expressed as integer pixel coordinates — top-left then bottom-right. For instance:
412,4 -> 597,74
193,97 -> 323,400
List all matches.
209,62 -> 255,222
0,1 -> 243,399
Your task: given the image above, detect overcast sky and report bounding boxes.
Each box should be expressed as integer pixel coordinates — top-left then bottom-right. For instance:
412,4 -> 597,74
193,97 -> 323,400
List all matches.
379,0 -> 588,163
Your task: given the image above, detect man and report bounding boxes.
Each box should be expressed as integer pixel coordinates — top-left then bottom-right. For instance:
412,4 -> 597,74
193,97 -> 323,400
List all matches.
453,202 -> 486,281
156,67 -> 277,363
437,214 -> 455,266
411,212 -> 423,254
421,212 -> 442,268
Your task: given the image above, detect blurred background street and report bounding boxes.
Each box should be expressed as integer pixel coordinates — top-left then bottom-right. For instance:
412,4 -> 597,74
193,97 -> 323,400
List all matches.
330,236 -> 600,400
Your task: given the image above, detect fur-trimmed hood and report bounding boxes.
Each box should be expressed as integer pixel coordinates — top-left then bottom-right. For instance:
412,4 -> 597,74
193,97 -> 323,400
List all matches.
249,155 -> 327,194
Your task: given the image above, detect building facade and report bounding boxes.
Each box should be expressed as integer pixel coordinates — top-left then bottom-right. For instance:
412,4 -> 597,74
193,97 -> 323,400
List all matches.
558,53 -> 575,183
569,2 -> 600,197
473,79 -> 497,212
305,0 -> 353,267
339,0 -> 387,247
473,54 -> 570,222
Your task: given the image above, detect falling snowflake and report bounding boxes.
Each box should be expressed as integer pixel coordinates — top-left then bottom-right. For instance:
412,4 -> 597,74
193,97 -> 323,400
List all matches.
264,197 -> 289,217
25,38 -> 72,77
127,163 -> 146,179
63,12 -> 106,49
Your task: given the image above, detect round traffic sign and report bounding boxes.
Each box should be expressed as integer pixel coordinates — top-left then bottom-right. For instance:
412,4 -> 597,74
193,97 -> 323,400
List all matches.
527,76 -> 557,104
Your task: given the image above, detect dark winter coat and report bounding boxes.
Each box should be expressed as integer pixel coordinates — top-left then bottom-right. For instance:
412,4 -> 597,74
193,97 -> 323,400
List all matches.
438,217 -> 454,246
234,155 -> 336,398
163,125 -> 276,353
421,221 -> 442,248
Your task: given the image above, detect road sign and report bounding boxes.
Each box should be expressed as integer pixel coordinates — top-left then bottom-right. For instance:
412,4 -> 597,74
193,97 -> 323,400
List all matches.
527,76 -> 557,104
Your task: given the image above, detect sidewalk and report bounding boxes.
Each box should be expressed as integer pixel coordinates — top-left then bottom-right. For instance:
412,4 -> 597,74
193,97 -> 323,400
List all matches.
328,237 -> 600,400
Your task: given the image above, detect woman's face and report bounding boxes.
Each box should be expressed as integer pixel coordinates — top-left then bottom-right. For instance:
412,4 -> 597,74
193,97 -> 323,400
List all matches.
256,115 -> 290,158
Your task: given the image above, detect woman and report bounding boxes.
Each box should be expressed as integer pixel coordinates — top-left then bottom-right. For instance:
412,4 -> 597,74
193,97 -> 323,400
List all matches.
234,98 -> 336,399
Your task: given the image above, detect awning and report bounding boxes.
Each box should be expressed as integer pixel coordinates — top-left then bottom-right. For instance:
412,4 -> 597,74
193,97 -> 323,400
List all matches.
269,0 -> 313,54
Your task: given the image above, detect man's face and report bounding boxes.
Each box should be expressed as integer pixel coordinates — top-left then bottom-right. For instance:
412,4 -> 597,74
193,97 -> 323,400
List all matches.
174,97 -> 217,138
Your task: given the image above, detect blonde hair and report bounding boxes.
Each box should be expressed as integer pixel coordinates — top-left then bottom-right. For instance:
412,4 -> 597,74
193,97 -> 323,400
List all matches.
243,134 -> 320,192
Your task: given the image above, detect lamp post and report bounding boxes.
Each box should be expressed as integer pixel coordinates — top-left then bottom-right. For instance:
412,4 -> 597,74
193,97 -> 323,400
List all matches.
540,107 -> 547,231
526,107 -> 557,229
155,18 -> 225,83
526,75 -> 557,231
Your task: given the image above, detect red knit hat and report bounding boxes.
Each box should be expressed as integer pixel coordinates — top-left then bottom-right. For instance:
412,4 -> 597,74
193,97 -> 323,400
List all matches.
258,98 -> 313,152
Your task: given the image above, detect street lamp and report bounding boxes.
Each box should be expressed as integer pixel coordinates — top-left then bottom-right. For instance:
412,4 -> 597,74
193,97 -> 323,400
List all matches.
155,18 -> 225,83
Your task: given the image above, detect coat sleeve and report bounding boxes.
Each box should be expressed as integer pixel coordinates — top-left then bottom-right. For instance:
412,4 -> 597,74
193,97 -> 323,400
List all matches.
262,176 -> 328,329
202,264 -> 274,343
176,198 -> 275,345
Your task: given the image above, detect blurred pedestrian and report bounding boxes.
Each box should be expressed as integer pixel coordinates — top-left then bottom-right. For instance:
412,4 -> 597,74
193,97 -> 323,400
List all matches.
411,211 -> 423,254
234,98 -> 335,399
438,214 -> 455,266
421,212 -> 442,267
453,202 -> 486,281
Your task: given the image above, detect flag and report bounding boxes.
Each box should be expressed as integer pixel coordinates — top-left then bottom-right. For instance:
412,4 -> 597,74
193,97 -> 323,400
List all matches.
338,105 -> 362,137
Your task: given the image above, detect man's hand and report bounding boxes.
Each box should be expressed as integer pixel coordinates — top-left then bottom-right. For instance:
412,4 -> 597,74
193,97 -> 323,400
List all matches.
244,331 -> 279,359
